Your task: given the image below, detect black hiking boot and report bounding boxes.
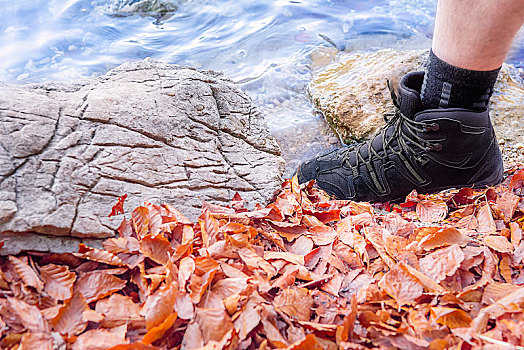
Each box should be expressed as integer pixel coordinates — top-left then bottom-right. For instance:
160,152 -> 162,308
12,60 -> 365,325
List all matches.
297,71 -> 504,202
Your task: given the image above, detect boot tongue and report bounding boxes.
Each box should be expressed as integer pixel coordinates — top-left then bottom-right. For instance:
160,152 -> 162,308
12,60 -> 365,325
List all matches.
397,72 -> 424,119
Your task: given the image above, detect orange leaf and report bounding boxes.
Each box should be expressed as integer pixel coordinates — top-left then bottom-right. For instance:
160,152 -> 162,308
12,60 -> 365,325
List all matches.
286,334 -> 323,350
51,292 -> 89,335
308,225 -> 338,245
273,288 -> 313,321
188,257 -> 220,303
237,248 -> 276,278
132,206 -> 150,239
18,332 -> 53,350
141,282 -> 177,330
40,263 -> 76,300
418,227 -> 469,250
95,293 -> 144,328
509,169 -> 524,192
73,329 -> 128,350
142,313 -> 177,345
378,266 -> 423,306
7,297 -> 49,333
109,194 -> 128,217
108,344 -> 161,350
139,234 -> 173,265
74,271 -> 127,303
477,204 -> 496,233
482,235 -> 513,253
430,307 -> 472,329
419,244 -> 464,283
416,200 -> 447,223
264,251 -> 304,265
195,308 -> 234,343
496,192 -> 519,222
75,243 -> 125,266
8,256 -> 43,292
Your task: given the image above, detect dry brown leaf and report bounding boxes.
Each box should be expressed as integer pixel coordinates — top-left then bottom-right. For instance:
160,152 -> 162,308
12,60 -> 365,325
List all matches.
237,248 -> 276,277
418,227 -> 469,250
416,200 -> 447,223
7,297 -> 49,333
195,308 -> 234,343
75,244 -> 125,266
74,271 -> 127,303
95,293 -> 144,328
273,288 -> 313,321
234,294 -> 262,340
477,204 -> 496,233
18,332 -> 54,350
51,292 -> 89,335
482,235 -> 513,253
286,334 -> 323,350
142,313 -> 177,345
108,344 -> 161,350
308,225 -> 338,245
140,282 -> 176,330
139,234 -> 173,265
481,282 -> 522,305
419,244 -> 465,283
188,257 -> 220,303
8,256 -> 43,292
264,251 -> 304,265
378,266 -> 423,306
40,263 -> 76,300
73,329 -> 128,350
431,307 -> 472,329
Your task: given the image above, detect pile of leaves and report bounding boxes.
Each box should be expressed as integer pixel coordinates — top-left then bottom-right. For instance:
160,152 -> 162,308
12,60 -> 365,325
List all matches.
1,165 -> 524,350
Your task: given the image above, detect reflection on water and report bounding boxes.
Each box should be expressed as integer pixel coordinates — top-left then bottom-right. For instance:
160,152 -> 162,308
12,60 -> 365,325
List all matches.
1,0 -> 523,175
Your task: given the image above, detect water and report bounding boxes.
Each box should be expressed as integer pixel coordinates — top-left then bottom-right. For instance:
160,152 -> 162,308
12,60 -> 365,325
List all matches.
1,0 -> 523,175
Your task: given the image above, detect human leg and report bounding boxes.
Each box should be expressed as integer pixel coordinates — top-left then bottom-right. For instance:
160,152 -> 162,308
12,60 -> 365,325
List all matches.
421,0 -> 524,110
297,0 -> 524,201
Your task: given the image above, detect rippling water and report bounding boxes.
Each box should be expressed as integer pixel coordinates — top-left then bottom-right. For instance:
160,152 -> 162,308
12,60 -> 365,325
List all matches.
1,0 -> 523,174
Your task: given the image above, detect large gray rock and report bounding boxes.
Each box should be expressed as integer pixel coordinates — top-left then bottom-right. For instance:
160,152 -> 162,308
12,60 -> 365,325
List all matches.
0,59 -> 285,249
308,49 -> 524,160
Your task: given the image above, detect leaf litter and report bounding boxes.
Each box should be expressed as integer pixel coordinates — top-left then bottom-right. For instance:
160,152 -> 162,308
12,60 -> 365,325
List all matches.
1,165 -> 524,349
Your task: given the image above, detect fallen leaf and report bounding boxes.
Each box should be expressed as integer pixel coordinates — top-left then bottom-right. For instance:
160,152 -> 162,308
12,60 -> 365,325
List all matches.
74,271 -> 127,303
430,307 -> 472,329
40,264 -> 76,300
8,256 -> 43,292
482,235 -> 513,253
416,200 -> 447,223
419,245 -> 465,283
273,288 -> 313,321
109,194 -> 128,217
51,292 -> 89,335
378,266 -> 424,306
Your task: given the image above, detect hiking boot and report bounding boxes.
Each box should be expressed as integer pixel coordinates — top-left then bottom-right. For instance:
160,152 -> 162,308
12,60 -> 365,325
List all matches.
297,71 -> 504,202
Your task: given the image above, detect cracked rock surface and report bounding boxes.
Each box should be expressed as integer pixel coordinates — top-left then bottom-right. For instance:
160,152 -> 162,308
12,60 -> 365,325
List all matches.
0,59 -> 285,245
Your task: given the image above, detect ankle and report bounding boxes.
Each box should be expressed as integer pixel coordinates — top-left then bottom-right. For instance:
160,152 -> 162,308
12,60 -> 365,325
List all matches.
420,50 -> 501,110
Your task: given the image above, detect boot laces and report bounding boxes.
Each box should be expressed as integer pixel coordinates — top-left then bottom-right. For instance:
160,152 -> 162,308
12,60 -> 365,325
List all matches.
339,80 -> 439,193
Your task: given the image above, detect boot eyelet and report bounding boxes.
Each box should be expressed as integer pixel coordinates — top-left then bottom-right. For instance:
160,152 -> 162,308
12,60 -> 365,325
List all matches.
430,123 -> 439,131
433,143 -> 442,151
315,166 -> 320,173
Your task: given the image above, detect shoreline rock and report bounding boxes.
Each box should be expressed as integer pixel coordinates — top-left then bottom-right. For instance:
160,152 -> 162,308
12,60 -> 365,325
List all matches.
0,59 -> 284,252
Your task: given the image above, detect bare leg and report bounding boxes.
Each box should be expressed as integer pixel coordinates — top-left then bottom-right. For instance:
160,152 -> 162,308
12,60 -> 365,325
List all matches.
432,0 -> 524,71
